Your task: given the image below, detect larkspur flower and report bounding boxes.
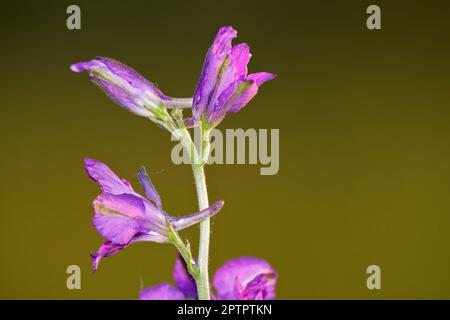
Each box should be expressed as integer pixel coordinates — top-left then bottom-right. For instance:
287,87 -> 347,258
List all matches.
71,57 -> 192,124
192,26 -> 276,127
85,158 -> 224,271
139,256 -> 277,300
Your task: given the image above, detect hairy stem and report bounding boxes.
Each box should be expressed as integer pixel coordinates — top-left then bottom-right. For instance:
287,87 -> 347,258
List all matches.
192,162 -> 210,300
169,113 -> 211,300
192,123 -> 212,300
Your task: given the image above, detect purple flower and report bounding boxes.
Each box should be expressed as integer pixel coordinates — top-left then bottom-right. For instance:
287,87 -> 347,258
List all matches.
139,283 -> 185,300
84,159 -> 224,272
71,57 -> 192,118
192,26 -> 276,127
139,256 -> 277,300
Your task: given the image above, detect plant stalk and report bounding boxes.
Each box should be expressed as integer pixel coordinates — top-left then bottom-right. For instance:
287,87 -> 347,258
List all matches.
169,115 -> 212,300
192,162 -> 210,300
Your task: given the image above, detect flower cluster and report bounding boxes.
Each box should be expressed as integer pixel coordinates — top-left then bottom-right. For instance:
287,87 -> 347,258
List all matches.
140,256 -> 277,300
73,26 -> 277,300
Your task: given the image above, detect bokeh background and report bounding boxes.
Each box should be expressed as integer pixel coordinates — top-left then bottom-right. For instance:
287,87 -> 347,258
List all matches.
1,0 -> 450,299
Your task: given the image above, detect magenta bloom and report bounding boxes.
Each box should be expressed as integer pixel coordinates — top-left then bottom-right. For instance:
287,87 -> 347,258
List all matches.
85,159 -> 224,271
192,26 -> 276,127
139,256 -> 277,300
71,57 -> 192,118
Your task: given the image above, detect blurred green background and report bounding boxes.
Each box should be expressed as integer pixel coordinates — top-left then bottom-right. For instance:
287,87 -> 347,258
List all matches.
1,0 -> 450,299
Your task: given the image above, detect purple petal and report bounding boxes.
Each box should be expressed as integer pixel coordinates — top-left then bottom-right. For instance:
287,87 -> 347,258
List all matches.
139,283 -> 185,300
233,277 -> 245,299
207,80 -> 241,123
239,273 -> 275,300
71,57 -> 165,115
173,255 -> 197,299
90,241 -> 126,272
229,72 -> 276,113
96,57 -> 164,96
90,233 -> 168,273
137,166 -> 162,209
171,200 -> 224,230
229,43 -> 251,80
247,72 -> 277,86
207,43 -> 251,122
213,257 -> 277,300
212,43 -> 251,107
92,78 -> 153,117
193,26 -> 237,119
71,60 -> 102,73
92,193 -> 152,244
84,159 -> 135,195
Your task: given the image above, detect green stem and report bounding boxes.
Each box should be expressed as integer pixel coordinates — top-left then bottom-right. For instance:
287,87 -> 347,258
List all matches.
192,162 -> 210,300
191,123 -> 212,300
169,112 -> 211,300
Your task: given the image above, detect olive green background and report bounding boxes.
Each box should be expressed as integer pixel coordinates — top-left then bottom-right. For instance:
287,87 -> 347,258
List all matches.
1,0 -> 449,299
